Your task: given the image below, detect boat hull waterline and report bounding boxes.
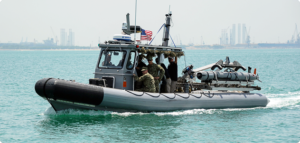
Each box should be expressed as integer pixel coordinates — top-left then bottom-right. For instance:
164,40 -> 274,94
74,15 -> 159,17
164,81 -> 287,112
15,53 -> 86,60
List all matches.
35,78 -> 269,112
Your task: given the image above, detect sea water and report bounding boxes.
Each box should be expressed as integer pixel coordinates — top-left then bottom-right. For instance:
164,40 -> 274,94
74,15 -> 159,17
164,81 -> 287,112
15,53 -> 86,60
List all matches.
0,49 -> 299,142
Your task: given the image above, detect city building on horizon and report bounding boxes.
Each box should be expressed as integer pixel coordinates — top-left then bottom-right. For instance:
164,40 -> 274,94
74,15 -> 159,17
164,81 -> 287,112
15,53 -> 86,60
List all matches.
221,23 -> 247,45
230,24 -> 236,45
238,23 -> 241,44
220,29 -> 229,45
242,24 -> 246,44
67,29 -> 75,46
60,29 -> 66,46
60,28 -> 75,46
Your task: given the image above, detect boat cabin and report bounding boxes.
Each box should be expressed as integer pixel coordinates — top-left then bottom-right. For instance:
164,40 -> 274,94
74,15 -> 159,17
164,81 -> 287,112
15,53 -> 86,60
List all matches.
91,41 -> 183,91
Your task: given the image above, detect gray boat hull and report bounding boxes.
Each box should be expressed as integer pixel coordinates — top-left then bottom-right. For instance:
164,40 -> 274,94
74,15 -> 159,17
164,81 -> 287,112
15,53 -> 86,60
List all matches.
36,78 -> 269,112
100,88 -> 269,111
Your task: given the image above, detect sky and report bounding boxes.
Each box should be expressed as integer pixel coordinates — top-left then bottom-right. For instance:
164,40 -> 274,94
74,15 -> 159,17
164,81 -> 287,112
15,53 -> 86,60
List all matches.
0,0 -> 300,46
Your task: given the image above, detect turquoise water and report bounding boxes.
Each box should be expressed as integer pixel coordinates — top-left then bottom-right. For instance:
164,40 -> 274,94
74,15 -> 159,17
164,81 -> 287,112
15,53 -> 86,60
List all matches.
0,49 -> 300,142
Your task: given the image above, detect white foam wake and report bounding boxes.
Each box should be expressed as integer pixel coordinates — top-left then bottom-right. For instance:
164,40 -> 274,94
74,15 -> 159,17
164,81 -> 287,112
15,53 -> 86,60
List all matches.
41,107 -> 257,117
42,107 -> 112,116
266,91 -> 300,109
42,107 -> 56,115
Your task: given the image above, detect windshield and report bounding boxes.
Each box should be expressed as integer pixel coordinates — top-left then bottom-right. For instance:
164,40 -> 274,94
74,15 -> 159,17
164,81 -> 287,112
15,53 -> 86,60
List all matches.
126,51 -> 136,70
98,50 -> 126,69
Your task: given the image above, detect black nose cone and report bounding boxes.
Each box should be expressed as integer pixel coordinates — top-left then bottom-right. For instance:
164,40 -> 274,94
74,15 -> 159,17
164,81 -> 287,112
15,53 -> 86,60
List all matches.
35,78 -> 52,98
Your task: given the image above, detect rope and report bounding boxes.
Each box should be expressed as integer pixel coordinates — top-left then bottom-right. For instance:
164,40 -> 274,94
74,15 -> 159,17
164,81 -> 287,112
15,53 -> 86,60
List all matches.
149,23 -> 176,47
144,92 -> 160,98
149,24 -> 165,45
126,90 -> 144,96
160,93 -> 176,99
126,90 -> 214,99
189,93 -> 203,98
169,34 -> 176,47
202,91 -> 215,98
174,93 -> 190,99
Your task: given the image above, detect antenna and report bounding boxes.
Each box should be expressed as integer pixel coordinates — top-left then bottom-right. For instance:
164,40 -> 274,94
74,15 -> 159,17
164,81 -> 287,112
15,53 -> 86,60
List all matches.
134,0 -> 137,43
126,13 -> 130,32
162,9 -> 172,46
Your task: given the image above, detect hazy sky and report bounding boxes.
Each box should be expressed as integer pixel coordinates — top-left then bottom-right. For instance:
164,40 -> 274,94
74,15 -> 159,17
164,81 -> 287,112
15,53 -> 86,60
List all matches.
0,0 -> 300,46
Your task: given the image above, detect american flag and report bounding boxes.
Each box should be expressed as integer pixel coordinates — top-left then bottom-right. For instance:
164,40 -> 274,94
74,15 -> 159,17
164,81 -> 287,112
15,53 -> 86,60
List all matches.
141,29 -> 152,41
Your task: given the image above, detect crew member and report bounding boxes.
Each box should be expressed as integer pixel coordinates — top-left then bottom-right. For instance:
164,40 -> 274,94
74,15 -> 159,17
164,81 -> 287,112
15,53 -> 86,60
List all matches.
136,55 -> 146,77
135,55 -> 146,89
147,55 -> 165,92
167,56 -> 178,93
102,54 -> 114,66
133,67 -> 156,92
155,57 -> 170,93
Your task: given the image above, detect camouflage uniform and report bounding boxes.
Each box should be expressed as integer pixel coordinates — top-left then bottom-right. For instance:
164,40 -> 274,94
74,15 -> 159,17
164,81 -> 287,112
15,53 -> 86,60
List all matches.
147,63 -> 165,93
134,73 -> 156,92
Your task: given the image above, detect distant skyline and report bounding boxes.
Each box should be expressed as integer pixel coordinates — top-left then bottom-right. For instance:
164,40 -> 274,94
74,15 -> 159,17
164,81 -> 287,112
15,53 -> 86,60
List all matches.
0,0 -> 300,46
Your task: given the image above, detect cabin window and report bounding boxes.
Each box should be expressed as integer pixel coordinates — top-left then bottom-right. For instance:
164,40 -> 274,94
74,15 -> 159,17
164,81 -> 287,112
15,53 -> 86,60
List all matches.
126,51 -> 136,70
98,50 -> 127,69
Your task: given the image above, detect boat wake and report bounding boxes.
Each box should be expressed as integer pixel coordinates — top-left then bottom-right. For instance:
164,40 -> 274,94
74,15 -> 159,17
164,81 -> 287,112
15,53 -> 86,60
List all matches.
42,107 -> 253,117
41,91 -> 300,117
266,91 -> 300,109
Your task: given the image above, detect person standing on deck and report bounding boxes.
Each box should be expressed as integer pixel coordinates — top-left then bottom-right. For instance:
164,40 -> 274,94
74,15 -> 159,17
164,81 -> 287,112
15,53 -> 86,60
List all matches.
133,67 -> 156,92
146,55 -> 165,93
135,55 -> 147,89
136,55 -> 146,77
155,57 -> 170,93
167,56 -> 178,93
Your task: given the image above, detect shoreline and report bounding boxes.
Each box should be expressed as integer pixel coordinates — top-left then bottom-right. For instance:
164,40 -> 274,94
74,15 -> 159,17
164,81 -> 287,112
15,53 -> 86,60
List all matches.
1,47 -> 300,51
0,48 -> 99,51
185,47 -> 300,50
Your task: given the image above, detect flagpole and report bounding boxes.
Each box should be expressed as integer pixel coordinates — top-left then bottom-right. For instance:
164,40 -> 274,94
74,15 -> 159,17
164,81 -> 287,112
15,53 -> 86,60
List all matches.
134,0 -> 137,43
133,0 -> 137,91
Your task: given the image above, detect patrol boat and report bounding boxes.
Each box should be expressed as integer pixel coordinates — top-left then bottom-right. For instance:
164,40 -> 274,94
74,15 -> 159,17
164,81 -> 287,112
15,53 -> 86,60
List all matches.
35,12 -> 269,112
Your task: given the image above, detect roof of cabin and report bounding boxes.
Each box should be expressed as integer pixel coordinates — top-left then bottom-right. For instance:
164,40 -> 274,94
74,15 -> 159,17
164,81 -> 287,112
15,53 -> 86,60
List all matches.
98,43 -> 183,52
